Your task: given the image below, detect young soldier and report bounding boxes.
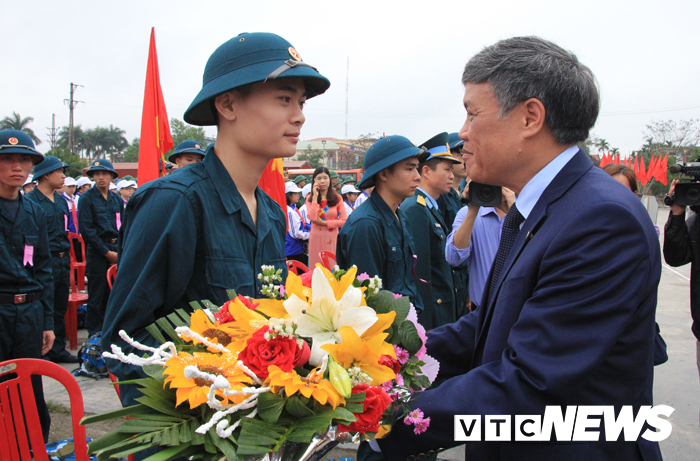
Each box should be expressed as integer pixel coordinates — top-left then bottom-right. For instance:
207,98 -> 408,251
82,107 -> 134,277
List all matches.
401,132 -> 461,330
337,136 -> 427,311
103,32 -> 330,409
0,129 -> 53,441
167,140 -> 206,168
25,156 -> 78,363
78,159 -> 123,337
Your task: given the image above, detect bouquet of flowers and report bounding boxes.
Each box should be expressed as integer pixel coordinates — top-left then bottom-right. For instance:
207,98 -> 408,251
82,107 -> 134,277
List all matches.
82,265 -> 439,461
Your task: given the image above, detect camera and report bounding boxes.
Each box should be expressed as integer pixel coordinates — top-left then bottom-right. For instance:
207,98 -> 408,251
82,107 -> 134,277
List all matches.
461,182 -> 503,207
667,162 -> 700,207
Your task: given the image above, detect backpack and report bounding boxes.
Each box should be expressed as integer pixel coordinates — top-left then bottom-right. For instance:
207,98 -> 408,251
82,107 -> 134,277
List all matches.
72,332 -> 109,379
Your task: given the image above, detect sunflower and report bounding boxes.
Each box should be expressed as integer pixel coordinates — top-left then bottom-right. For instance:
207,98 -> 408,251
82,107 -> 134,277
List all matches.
184,306 -> 265,353
266,365 -> 345,409
164,351 -> 252,409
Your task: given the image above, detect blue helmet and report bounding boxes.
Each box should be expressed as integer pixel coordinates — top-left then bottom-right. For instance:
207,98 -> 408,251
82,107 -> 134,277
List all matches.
0,129 -> 44,164
32,156 -> 69,180
358,136 -> 429,189
86,159 -> 118,179
184,32 -> 331,126
448,132 -> 464,151
168,140 -> 206,163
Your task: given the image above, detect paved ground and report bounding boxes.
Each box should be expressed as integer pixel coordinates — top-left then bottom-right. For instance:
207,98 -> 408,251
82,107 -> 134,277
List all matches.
42,207 -> 700,460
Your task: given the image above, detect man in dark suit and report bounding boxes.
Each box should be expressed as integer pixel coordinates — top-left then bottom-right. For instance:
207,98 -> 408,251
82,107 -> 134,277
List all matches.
375,36 -> 662,460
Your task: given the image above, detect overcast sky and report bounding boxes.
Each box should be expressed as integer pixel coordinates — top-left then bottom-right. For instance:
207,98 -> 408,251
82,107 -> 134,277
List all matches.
3,0 -> 699,155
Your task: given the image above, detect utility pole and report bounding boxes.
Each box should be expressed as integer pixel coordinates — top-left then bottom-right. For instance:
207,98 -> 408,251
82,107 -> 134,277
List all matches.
345,56 -> 349,139
46,113 -> 58,150
63,83 -> 83,156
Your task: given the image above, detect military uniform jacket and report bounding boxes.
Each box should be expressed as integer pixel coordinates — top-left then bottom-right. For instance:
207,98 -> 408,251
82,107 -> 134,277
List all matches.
336,192 -> 423,312
103,148 -> 288,385
77,185 -> 123,261
25,189 -> 72,261
0,194 -> 54,330
401,189 -> 456,329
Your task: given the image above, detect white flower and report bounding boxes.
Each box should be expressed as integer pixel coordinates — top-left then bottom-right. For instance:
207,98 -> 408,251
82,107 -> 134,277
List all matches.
283,267 -> 378,366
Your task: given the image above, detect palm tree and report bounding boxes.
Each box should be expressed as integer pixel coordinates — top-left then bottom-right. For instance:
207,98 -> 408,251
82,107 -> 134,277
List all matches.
0,112 -> 42,145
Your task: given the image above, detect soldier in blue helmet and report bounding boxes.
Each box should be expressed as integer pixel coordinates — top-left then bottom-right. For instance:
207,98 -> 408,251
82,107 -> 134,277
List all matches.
78,159 -> 124,337
104,32 -> 331,421
401,132 -> 462,330
25,156 -> 79,363
168,139 -> 206,168
437,131 -> 470,316
336,135 -> 427,311
0,129 -> 53,441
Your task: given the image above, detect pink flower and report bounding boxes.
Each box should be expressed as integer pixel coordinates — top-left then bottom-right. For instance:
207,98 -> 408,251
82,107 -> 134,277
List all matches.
413,417 -> 430,434
357,272 -> 370,280
404,409 -> 423,425
381,380 -> 393,392
394,346 -> 410,364
392,293 -> 403,299
395,374 -> 404,387
279,285 -> 286,296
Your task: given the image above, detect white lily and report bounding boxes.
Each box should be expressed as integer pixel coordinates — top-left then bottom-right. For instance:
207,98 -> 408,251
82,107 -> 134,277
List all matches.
284,267 -> 378,366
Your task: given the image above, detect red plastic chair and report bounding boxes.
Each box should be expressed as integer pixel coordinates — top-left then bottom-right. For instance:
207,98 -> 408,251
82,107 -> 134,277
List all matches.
286,259 -> 310,275
67,232 -> 86,291
0,358 -> 88,461
106,264 -> 117,290
319,251 -> 337,271
66,258 -> 89,350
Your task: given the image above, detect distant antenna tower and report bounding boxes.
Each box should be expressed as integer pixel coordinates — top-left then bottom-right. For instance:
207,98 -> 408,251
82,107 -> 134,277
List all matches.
345,56 -> 349,139
46,113 -> 59,150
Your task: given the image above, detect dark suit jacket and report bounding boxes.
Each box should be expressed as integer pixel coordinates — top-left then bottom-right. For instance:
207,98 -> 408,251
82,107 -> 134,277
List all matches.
378,150 -> 662,460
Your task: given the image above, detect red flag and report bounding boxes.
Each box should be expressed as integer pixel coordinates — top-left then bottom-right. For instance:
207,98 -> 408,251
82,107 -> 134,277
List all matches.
137,27 -> 173,185
639,156 -> 647,186
615,153 -> 620,164
633,155 -> 639,177
600,153 -> 608,168
258,158 -> 288,229
657,154 -> 668,186
651,154 -> 660,181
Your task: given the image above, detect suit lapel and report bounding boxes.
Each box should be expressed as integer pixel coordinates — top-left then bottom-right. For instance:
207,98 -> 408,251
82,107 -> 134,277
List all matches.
474,150 -> 593,347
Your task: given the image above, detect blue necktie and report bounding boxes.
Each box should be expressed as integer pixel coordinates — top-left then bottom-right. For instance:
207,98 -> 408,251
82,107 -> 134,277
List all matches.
486,203 -> 524,307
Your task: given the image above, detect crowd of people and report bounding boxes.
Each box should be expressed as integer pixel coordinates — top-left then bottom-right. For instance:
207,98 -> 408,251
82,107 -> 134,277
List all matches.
1,30 -> 697,461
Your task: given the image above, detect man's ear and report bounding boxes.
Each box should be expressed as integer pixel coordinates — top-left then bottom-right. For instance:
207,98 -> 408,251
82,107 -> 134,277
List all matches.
214,90 -> 238,123
522,98 -> 546,139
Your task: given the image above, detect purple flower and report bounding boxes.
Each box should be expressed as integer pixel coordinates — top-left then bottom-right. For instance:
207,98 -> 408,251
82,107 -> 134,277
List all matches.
413,417 -> 430,434
394,346 -> 410,364
395,374 -> 404,387
279,285 -> 286,296
357,272 -> 370,280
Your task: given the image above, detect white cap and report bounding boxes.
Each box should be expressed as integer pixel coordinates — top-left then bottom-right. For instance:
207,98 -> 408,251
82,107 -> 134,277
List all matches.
109,182 -> 117,190
63,177 -> 77,187
131,181 -> 138,189
23,175 -> 35,187
76,177 -> 92,188
341,184 -> 360,195
285,181 -> 303,194
301,184 -> 312,198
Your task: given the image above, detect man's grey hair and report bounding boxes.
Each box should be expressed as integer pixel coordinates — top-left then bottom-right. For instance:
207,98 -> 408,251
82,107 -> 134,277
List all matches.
462,36 -> 599,146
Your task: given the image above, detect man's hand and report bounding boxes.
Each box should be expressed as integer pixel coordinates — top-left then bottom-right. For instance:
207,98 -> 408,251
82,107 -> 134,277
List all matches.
105,250 -> 118,264
669,180 -> 685,216
42,331 -> 55,356
502,187 -> 516,211
462,182 -> 480,213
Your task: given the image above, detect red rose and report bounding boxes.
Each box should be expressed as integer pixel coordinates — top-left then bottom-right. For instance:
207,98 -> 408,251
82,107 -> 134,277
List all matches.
379,355 -> 401,374
239,326 -> 297,380
338,383 -> 392,434
293,340 -> 311,367
214,295 -> 259,324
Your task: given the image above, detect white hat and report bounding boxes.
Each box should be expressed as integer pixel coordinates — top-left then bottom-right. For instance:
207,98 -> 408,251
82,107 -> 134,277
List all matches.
76,177 -> 92,188
116,180 -> 129,191
285,181 -> 303,194
341,184 -> 360,195
63,177 -> 77,187
22,175 -> 35,187
131,181 -> 138,189
301,184 -> 312,198
109,182 -> 117,190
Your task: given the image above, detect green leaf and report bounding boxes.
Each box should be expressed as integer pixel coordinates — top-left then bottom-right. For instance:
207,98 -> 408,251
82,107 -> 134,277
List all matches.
344,403 -> 365,413
257,392 -> 286,423
189,300 -> 203,311
134,389 -> 182,418
226,289 -> 238,300
141,443 -> 196,461
165,311 -> 188,328
142,364 -> 167,381
391,295 -> 411,325
81,403 -> 150,425
366,291 -> 395,314
346,392 -> 366,403
201,299 -> 219,312
87,430 -> 135,454
285,394 -> 315,418
145,324 -> 167,345
175,308 -> 192,325
398,320 -> 423,354
155,317 -> 183,344
209,426 -> 238,460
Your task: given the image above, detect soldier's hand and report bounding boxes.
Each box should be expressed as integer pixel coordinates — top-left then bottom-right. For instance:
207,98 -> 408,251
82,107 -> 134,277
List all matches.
106,251 -> 118,264
42,331 -> 55,356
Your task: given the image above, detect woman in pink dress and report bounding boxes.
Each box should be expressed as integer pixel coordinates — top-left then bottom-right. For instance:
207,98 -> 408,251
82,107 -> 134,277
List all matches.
307,167 -> 347,268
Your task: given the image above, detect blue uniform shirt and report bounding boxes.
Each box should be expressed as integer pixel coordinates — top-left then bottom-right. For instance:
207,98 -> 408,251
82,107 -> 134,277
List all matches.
0,194 -> 54,330
25,189 -> 72,256
336,192 -> 423,312
103,147 -> 288,401
77,186 -> 123,259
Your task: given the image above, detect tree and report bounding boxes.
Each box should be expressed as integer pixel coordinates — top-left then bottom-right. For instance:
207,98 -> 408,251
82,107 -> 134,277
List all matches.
349,132 -> 379,170
46,146 -> 89,178
122,138 -> 140,163
644,119 -> 700,163
165,118 -> 207,158
0,112 -> 41,145
297,145 -> 325,168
